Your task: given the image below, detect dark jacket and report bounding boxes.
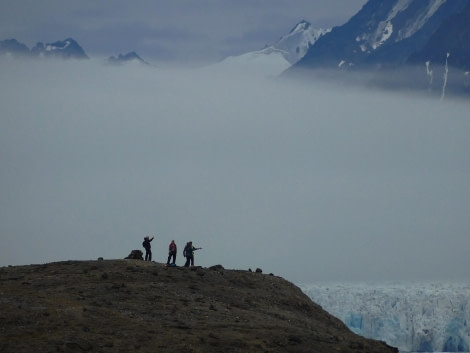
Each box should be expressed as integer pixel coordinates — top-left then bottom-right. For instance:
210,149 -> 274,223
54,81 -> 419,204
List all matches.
142,237 -> 153,251
183,244 -> 193,258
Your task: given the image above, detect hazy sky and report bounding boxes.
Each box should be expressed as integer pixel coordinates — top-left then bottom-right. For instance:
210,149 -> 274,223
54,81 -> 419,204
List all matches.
1,57 -> 469,283
0,0 -> 367,63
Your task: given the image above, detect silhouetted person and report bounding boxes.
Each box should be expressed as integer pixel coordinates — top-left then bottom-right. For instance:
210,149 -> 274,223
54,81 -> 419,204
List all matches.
167,240 -> 177,265
142,236 -> 154,261
183,241 -> 202,267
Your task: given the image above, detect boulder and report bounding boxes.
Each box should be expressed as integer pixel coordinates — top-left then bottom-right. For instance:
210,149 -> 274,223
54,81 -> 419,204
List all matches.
125,250 -> 143,260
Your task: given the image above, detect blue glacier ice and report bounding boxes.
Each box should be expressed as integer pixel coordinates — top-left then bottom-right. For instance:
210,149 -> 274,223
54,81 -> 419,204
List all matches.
300,281 -> 470,352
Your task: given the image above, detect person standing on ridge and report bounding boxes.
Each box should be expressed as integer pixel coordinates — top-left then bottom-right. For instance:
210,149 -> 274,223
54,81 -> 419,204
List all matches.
183,241 -> 202,267
142,236 -> 154,261
167,240 -> 177,266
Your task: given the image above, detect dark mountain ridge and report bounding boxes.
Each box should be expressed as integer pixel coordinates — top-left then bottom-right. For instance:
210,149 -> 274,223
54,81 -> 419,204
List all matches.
31,38 -> 89,60
287,0 -> 470,96
0,39 -> 30,57
408,2 -> 470,70
0,38 -> 90,60
1,37 -> 151,66
106,51 -> 149,65
293,0 -> 470,71
0,259 -> 398,353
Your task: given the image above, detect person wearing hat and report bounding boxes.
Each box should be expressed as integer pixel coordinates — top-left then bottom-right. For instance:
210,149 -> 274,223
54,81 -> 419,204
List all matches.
142,236 -> 154,261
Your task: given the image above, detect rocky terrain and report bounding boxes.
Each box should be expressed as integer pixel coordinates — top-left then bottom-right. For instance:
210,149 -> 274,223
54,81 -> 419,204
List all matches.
0,259 -> 398,353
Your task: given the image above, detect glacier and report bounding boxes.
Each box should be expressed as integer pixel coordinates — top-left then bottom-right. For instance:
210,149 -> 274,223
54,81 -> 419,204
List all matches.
300,281 -> 470,352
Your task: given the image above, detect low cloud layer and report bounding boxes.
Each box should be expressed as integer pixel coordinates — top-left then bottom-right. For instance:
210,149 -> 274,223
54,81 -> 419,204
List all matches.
1,59 -> 469,283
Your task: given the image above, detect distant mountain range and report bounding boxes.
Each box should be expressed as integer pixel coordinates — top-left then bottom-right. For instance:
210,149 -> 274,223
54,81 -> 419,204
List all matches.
1,0 -> 469,95
215,0 -> 469,95
0,37 -> 147,65
0,38 -> 89,60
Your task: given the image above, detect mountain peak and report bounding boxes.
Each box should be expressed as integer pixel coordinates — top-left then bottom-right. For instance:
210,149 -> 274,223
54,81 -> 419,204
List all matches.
213,20 -> 330,76
270,20 -> 331,65
289,20 -> 311,34
1,37 -> 89,60
106,51 -> 149,65
0,38 -> 31,57
31,37 -> 89,59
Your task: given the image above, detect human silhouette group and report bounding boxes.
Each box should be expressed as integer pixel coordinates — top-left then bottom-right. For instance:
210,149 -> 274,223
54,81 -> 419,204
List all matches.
141,236 -> 202,267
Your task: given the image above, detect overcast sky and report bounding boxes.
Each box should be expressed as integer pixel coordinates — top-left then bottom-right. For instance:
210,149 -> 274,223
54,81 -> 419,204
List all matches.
1,57 -> 469,283
0,0 -> 367,64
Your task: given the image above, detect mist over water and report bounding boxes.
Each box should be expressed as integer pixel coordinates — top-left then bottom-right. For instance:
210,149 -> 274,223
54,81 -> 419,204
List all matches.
1,58 -> 469,283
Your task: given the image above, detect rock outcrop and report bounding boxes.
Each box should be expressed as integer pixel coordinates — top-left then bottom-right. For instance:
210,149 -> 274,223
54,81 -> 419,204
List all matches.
125,249 -> 144,260
0,260 -> 398,353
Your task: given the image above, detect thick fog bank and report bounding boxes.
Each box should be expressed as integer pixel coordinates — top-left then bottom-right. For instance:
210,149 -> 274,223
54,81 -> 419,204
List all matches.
1,59 -> 469,283
285,64 -> 470,100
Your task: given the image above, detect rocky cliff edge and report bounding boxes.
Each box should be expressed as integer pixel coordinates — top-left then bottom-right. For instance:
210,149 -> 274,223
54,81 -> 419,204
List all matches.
0,259 -> 398,353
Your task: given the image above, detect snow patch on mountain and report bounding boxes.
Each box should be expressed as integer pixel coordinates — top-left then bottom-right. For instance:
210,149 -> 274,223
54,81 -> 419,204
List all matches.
45,40 -> 71,52
398,0 -> 447,40
31,38 -> 89,59
357,0 -> 448,51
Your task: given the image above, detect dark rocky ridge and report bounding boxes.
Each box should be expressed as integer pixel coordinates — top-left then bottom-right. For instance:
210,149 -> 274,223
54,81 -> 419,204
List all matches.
0,259 -> 398,353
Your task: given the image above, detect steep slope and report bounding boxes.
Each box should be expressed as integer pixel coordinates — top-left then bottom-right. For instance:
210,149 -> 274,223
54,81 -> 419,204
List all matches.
408,2 -> 470,71
270,20 -> 331,65
293,0 -> 470,70
0,260 -> 398,353
214,20 -> 329,76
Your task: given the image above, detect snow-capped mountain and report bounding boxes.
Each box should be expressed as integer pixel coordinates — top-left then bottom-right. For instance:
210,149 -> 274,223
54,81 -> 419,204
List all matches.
214,20 -> 330,77
106,51 -> 149,65
270,20 -> 331,65
300,282 -> 470,353
293,0 -> 470,71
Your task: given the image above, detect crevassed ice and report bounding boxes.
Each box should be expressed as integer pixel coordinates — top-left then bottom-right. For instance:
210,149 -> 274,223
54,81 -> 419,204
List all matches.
300,281 -> 470,353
